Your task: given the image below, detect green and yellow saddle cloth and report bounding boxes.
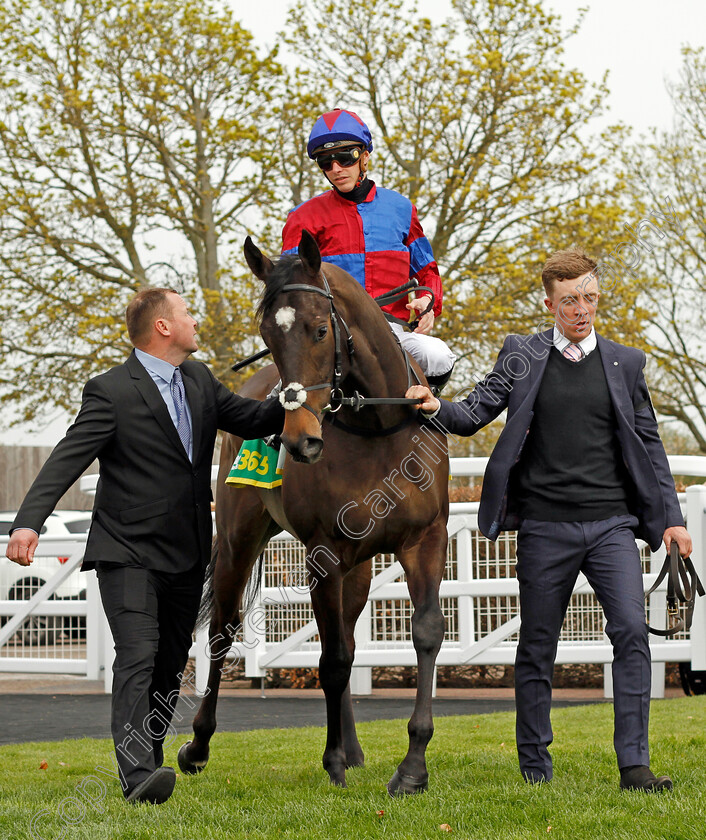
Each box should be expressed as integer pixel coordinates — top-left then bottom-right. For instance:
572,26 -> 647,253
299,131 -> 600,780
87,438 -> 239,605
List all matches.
226,438 -> 283,489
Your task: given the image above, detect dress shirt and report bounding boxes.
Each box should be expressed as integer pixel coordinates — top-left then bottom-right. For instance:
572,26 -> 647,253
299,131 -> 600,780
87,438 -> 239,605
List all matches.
552,326 -> 596,358
135,348 -> 193,461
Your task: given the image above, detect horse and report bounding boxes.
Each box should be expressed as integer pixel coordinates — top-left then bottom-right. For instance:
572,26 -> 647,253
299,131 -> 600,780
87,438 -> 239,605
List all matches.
178,230 -> 449,795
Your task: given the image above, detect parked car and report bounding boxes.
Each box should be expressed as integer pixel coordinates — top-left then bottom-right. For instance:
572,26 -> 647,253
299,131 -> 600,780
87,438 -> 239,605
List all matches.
0,510 -> 92,645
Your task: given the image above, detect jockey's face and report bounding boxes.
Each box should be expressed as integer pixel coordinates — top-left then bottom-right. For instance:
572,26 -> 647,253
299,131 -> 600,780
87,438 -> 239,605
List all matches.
544,271 -> 600,343
318,146 -> 369,193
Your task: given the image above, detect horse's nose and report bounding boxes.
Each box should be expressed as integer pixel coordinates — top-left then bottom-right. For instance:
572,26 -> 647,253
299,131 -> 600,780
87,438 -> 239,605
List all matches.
299,436 -> 324,463
281,433 -> 324,464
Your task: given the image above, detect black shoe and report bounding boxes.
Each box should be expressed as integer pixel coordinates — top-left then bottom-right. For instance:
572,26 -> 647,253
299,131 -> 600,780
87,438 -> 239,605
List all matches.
126,767 -> 176,804
619,765 -> 673,792
522,770 -> 550,785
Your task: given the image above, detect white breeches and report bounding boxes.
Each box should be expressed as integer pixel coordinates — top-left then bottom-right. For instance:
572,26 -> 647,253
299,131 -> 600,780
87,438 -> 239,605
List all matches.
390,323 -> 456,377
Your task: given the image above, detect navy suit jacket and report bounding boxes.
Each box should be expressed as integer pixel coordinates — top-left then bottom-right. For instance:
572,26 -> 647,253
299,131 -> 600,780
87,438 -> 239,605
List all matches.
432,330 -> 683,551
13,351 -> 284,573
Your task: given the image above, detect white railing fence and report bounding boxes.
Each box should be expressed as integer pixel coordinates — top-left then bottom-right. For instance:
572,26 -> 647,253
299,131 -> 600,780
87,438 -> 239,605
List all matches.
1,457 -> 705,699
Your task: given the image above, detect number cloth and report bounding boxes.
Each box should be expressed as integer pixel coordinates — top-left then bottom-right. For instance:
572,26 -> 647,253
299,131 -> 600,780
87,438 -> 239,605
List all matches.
226,438 -> 283,489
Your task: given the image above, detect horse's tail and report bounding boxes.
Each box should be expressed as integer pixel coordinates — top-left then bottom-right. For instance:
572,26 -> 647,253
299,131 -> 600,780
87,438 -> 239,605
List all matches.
196,536 -> 219,630
241,552 -> 265,616
196,537 -> 265,630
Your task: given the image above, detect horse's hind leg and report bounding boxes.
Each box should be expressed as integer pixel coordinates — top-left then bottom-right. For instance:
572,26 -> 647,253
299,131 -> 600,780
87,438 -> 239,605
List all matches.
178,489 -> 279,775
387,518 -> 447,796
340,559 -> 372,768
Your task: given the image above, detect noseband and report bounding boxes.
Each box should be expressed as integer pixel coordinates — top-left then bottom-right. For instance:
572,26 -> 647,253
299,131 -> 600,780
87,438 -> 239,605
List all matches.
276,271 -> 354,418
274,269 -> 425,428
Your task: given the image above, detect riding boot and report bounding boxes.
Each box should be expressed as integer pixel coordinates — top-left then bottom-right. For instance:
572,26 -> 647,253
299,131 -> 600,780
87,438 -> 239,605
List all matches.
427,365 -> 454,397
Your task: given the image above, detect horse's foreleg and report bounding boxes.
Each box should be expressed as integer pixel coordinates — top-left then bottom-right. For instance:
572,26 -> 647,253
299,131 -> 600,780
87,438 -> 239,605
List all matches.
387,520 -> 447,796
309,562 -> 351,787
179,489 -> 278,775
340,559 -> 372,768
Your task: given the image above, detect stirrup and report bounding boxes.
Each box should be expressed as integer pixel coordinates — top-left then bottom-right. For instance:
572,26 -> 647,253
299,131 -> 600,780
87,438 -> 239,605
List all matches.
426,366 -> 453,397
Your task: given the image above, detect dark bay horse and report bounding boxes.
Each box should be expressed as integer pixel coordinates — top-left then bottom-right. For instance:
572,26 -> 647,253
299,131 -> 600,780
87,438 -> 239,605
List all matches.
178,231 -> 449,794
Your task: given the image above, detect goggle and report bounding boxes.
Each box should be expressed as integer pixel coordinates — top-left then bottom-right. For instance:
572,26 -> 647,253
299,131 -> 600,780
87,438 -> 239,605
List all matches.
314,147 -> 362,172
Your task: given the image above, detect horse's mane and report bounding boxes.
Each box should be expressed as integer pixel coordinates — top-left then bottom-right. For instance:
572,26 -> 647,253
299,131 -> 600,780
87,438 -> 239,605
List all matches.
256,255 -> 305,320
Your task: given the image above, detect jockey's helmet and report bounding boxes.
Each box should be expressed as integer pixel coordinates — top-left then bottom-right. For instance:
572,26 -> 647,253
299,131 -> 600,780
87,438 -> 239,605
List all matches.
307,109 -> 373,159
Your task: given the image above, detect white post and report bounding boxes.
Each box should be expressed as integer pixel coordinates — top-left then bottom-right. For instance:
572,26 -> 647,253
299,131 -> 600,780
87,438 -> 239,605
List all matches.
84,570 -> 102,681
244,564 -> 267,680
456,524 -> 476,656
350,600 -> 373,695
687,485 -> 706,670
649,544 -> 666,698
102,607 -> 115,695
194,624 -> 210,697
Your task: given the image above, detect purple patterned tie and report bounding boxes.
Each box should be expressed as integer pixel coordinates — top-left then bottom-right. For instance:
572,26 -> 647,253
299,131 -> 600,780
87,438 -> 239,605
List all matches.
562,343 -> 584,362
170,368 -> 192,457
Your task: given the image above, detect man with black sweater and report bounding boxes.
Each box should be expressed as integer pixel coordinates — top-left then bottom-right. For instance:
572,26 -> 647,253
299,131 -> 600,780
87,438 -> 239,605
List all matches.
407,249 -> 692,791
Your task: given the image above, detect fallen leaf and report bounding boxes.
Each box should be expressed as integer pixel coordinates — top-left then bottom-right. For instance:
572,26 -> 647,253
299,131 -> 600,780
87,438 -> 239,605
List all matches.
439,824 -> 452,833
226,778 -> 231,785
39,760 -> 48,770
500,742 -> 505,747
58,761 -> 66,766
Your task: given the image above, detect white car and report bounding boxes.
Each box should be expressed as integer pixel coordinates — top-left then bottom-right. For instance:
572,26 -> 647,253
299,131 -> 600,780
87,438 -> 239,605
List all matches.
0,510 -> 92,644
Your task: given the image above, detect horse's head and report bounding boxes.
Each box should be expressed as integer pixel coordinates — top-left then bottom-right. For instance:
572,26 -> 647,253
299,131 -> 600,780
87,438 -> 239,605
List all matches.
245,230 -> 342,464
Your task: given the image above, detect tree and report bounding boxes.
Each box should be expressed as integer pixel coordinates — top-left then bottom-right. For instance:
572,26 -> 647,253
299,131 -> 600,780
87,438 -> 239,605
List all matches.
275,0 -> 644,379
623,47 -> 706,452
0,0 -> 281,420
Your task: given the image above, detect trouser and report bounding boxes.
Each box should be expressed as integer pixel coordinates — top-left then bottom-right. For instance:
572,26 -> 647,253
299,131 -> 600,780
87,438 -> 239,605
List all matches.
514,515 -> 650,781
97,563 -> 203,795
389,323 -> 456,377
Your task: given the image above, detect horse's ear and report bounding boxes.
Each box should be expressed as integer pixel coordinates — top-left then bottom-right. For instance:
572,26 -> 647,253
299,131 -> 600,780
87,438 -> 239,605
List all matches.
298,229 -> 321,277
244,236 -> 274,282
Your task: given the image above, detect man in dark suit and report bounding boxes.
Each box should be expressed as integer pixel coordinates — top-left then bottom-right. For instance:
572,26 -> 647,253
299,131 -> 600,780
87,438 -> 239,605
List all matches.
6,288 -> 284,804
407,249 -> 691,791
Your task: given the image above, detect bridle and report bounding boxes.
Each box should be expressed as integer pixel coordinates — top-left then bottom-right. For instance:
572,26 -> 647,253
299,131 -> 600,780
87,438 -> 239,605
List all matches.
274,270 -> 424,428
275,270 -> 353,419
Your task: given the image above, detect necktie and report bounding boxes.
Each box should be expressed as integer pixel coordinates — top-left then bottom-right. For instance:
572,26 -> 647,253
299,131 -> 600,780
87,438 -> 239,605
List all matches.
562,343 -> 584,362
170,368 -> 192,457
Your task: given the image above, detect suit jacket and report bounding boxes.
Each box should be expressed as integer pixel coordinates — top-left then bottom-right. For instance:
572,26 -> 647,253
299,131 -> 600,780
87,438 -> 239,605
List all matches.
433,330 -> 684,551
13,351 -> 284,573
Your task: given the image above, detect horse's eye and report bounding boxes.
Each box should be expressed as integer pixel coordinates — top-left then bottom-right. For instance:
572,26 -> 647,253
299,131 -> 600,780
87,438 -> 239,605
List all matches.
315,324 -> 328,341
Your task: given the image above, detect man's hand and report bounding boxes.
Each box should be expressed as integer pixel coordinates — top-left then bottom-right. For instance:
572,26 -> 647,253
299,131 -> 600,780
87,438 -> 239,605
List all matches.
6,529 -> 39,567
406,385 -> 440,414
663,525 -> 692,558
406,294 -> 434,335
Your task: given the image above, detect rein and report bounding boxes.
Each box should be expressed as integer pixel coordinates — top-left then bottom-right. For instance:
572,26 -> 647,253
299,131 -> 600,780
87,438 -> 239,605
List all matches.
645,541 -> 705,636
275,271 -> 424,430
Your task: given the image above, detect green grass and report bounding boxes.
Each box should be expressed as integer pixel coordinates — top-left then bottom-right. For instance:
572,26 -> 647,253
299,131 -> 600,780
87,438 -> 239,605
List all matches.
1,696 -> 704,840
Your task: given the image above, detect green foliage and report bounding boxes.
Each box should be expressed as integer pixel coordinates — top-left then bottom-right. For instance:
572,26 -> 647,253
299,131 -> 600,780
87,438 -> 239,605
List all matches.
277,0 -> 638,374
1,699 -> 704,839
0,0 -> 282,417
621,47 -> 706,452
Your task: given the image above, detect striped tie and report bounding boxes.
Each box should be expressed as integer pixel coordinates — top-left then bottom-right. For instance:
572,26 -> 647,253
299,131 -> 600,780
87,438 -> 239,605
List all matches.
562,343 -> 584,362
170,368 -> 192,457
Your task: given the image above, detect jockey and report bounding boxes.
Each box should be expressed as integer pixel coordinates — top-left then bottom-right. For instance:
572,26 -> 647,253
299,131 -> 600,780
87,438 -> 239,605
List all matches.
282,108 -> 456,394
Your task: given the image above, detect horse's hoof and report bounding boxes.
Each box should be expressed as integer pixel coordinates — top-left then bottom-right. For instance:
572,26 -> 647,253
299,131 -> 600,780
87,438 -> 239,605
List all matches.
386,769 -> 429,797
177,741 -> 208,775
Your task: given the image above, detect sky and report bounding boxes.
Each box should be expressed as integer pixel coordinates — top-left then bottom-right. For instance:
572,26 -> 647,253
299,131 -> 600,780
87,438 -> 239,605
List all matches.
3,0 -> 705,446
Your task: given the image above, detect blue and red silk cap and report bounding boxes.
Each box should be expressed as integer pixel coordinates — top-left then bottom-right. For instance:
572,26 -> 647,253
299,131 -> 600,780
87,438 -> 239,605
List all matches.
307,109 -> 374,159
